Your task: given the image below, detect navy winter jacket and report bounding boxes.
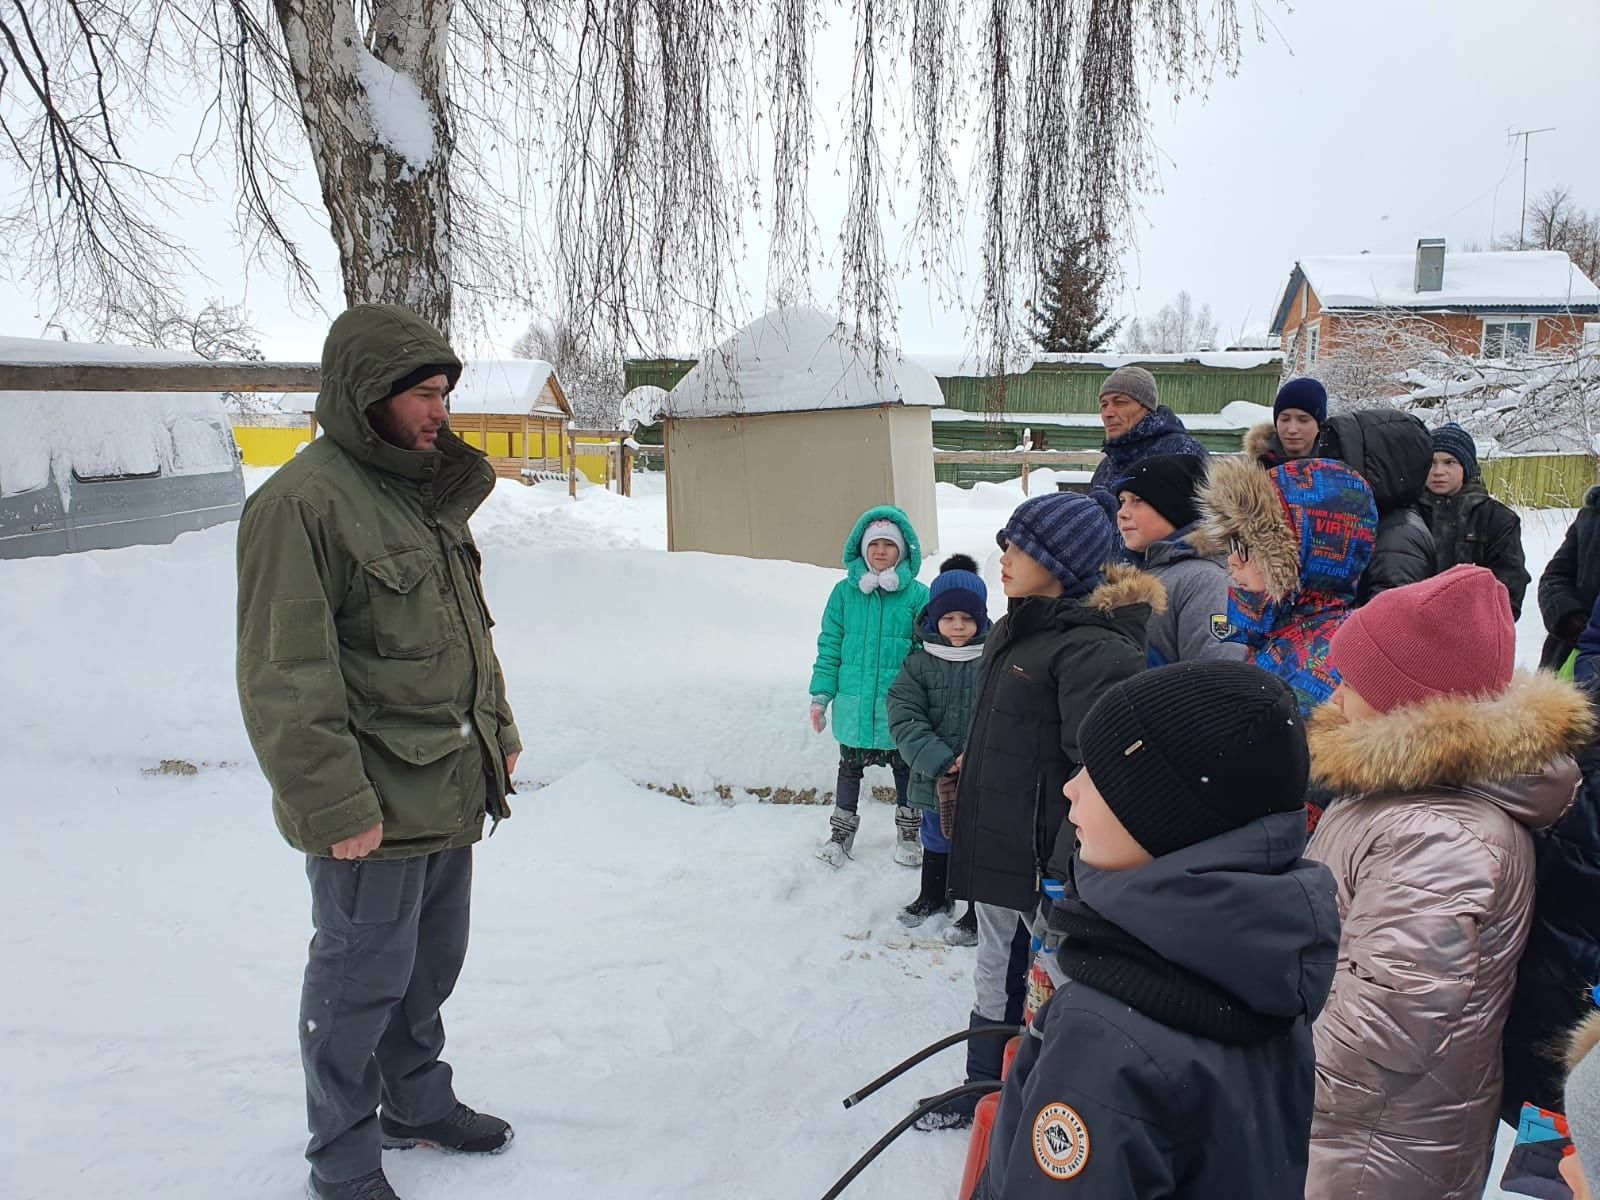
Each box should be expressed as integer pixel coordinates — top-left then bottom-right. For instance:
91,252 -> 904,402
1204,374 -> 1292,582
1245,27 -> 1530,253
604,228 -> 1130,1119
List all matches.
976,810 -> 1340,1200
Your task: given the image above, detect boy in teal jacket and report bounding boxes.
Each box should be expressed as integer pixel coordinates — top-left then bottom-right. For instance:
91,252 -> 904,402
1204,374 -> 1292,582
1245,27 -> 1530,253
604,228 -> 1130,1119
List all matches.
810,506 -> 931,867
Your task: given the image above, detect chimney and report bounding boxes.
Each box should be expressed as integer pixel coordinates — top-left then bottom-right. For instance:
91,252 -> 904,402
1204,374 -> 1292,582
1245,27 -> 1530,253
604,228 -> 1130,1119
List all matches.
1415,238 -> 1446,293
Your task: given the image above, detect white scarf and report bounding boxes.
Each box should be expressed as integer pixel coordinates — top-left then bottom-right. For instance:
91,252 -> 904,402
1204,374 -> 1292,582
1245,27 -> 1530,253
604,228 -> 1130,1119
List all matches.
925,641 -> 984,662
858,570 -> 902,594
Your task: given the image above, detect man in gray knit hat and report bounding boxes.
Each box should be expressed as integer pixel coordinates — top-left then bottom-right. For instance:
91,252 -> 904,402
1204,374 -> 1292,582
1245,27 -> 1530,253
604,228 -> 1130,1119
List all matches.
1089,364 -> 1209,490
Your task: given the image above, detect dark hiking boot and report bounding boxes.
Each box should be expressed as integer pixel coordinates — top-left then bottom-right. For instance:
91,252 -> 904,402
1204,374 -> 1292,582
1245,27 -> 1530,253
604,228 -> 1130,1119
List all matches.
898,851 -> 952,927
380,1102 -> 514,1154
307,1169 -> 402,1200
942,904 -> 978,947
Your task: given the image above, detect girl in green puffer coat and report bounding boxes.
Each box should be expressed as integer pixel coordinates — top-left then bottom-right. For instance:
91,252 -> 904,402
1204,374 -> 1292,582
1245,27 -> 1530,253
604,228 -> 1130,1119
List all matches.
810,506 -> 930,867
887,555 -> 989,931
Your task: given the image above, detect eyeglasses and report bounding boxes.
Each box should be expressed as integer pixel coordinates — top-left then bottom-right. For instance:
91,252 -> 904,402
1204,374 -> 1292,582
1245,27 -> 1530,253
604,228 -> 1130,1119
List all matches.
1228,535 -> 1250,562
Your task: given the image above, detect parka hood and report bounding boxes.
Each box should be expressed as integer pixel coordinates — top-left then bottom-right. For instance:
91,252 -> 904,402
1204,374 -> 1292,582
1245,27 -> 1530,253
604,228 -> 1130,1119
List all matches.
1072,809 -> 1340,1024
1317,408 -> 1433,514
1243,421 -> 1290,467
842,505 -> 923,585
317,304 -> 474,484
1197,456 -> 1377,604
1309,670 -> 1592,827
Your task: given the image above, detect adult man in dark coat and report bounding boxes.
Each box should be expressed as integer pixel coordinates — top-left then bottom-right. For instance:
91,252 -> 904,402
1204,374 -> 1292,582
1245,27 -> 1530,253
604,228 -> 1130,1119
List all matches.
1088,365 -> 1209,490
1537,487 -> 1600,670
237,304 -> 520,1200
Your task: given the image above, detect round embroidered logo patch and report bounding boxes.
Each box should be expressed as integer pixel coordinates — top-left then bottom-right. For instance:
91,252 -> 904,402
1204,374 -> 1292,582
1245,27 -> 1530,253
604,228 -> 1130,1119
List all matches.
1032,1102 -> 1090,1180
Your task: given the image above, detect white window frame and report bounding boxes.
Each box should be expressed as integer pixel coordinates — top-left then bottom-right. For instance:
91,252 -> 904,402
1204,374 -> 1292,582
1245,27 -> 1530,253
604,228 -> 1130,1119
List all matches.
1306,321 -> 1321,365
1481,316 -> 1537,360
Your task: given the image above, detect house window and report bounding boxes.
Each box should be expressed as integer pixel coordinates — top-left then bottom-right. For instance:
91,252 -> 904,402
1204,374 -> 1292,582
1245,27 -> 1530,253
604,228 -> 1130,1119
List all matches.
1482,318 -> 1535,359
1307,324 -> 1321,364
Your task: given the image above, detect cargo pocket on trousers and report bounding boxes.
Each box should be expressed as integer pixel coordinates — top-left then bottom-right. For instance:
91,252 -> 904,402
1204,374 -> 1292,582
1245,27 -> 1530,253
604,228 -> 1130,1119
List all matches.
350,860 -> 410,925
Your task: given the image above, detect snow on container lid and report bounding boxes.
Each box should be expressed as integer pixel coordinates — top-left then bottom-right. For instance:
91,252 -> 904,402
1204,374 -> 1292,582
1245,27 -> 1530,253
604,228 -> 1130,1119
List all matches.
665,306 -> 945,418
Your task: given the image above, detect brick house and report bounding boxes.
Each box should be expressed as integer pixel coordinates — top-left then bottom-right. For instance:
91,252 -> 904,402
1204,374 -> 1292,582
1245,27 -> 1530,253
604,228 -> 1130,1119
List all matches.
1270,240 -> 1600,369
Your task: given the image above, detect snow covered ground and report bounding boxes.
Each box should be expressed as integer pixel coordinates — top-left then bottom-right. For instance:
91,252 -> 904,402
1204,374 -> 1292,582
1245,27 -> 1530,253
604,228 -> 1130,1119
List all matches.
0,466 -> 1575,1198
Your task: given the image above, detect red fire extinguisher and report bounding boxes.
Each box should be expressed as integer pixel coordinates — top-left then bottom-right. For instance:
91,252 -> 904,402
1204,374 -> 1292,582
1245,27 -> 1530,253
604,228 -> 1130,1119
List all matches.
956,1035 -> 1021,1200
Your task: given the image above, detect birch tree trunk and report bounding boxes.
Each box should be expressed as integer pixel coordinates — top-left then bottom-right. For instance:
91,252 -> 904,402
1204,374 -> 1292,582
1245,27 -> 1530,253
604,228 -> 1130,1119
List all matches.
272,0 -> 454,334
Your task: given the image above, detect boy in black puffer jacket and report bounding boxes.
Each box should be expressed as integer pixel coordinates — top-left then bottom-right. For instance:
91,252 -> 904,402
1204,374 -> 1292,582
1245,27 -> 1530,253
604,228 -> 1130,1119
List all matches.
887,555 -> 990,932
917,490 -> 1162,1131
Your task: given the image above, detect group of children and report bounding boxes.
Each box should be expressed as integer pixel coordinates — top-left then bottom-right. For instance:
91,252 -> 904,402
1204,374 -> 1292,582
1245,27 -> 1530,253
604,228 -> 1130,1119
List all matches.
803,378 -> 1600,1198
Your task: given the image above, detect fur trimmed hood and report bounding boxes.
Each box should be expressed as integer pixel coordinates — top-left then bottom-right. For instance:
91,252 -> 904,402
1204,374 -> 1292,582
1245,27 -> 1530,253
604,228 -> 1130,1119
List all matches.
1083,562 -> 1169,617
1571,1011 -> 1600,1073
1243,421 -> 1285,467
1308,670 -> 1592,805
1197,456 -> 1376,604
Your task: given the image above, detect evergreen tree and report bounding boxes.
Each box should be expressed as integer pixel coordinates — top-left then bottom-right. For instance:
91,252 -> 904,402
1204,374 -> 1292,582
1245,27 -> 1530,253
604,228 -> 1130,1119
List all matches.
1028,234 -> 1122,352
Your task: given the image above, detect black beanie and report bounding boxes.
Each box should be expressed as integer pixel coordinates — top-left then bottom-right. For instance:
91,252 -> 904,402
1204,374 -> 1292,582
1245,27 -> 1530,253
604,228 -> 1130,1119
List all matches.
1077,661 -> 1310,857
384,362 -> 460,402
1431,423 -> 1480,482
1111,453 -> 1207,530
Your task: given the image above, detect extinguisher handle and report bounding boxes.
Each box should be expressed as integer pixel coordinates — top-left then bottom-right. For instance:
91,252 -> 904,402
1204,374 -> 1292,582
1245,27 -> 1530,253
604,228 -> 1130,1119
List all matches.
842,1024 -> 1020,1109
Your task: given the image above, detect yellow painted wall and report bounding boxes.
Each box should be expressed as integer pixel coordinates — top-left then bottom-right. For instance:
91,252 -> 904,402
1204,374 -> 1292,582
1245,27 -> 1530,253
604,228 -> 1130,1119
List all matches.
234,425 -> 312,466
235,424 -> 620,486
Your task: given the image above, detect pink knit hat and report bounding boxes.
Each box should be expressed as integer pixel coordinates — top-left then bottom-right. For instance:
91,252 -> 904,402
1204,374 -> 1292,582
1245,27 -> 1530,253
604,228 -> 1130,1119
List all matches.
1329,565 -> 1515,714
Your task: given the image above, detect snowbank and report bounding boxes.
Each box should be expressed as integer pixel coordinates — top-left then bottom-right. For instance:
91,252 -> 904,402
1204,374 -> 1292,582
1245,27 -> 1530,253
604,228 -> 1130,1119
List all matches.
0,335 -> 237,502
667,306 -> 944,417
0,467 -> 1568,1199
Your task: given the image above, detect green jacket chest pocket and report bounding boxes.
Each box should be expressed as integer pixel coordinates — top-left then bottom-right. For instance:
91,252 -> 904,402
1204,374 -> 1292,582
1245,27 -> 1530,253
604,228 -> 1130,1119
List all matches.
361,547 -> 458,658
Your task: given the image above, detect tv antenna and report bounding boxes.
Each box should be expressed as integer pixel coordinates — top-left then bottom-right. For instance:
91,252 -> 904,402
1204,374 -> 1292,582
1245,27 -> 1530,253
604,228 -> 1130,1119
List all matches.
1507,126 -> 1556,248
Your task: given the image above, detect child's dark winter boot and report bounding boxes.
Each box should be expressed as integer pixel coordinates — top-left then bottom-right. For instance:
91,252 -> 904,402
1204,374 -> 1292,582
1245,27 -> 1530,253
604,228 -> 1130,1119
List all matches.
943,904 -> 978,947
380,1102 -> 513,1155
308,1168 -> 402,1200
893,805 -> 923,867
898,850 -> 953,927
817,808 -> 860,867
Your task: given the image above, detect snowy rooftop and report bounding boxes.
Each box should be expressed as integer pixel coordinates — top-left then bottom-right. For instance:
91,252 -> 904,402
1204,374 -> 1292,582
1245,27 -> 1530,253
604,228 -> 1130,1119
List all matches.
271,357 -> 567,418
907,349 -> 1282,376
1298,250 -> 1600,311
666,307 -> 944,418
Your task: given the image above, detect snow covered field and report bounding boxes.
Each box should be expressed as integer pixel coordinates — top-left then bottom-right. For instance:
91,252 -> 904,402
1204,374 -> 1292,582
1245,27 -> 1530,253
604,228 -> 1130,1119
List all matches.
0,467 -> 1574,1198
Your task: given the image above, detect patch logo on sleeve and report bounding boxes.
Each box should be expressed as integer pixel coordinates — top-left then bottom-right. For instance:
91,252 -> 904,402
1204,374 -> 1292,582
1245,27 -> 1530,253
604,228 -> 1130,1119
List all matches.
1209,613 -> 1231,641
1032,1102 -> 1090,1180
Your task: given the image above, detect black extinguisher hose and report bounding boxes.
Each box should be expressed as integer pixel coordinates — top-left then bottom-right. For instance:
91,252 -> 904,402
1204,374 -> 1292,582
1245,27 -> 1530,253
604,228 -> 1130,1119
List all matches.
820,1080 -> 1005,1200
842,1023 -> 1020,1109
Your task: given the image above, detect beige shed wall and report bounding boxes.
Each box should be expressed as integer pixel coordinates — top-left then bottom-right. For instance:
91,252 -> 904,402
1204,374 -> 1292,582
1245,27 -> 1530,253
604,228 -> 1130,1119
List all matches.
664,406 -> 940,568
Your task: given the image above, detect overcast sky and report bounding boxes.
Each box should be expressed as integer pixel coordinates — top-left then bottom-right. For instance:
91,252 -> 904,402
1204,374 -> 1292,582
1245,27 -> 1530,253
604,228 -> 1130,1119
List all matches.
3,0 -> 1597,362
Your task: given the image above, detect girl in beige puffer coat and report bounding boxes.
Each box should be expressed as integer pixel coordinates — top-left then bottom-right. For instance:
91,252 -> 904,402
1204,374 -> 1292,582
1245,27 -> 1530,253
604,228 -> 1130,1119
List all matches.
1306,565 -> 1591,1200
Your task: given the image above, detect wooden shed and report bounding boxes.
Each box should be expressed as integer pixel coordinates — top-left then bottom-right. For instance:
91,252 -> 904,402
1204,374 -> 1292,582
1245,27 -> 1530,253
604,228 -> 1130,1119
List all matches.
446,358 -> 574,486
662,307 -> 941,567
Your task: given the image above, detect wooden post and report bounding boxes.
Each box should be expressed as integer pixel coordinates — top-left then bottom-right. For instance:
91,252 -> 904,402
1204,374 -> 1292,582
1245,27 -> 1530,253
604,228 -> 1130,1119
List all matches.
1021,462 -> 1031,495
567,425 -> 578,499
663,421 -> 676,550
622,444 -> 634,497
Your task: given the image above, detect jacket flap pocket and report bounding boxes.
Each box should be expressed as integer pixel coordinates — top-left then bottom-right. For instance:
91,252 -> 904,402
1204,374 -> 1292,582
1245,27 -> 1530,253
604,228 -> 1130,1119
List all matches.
362,547 -> 435,594
364,724 -> 472,766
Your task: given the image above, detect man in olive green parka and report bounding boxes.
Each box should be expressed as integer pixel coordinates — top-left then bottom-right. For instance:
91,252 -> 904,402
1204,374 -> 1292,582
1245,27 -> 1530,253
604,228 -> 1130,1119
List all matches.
237,304 -> 519,1200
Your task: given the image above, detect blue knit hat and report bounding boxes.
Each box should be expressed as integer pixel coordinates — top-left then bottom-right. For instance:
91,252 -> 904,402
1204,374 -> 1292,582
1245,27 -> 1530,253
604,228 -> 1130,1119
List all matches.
1274,377 -> 1328,425
996,490 -> 1118,597
1431,422 -> 1479,481
926,556 -> 990,636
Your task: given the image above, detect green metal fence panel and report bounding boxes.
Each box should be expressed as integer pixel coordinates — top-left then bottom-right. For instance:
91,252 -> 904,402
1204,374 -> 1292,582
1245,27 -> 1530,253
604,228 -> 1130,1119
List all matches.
624,359 -> 696,393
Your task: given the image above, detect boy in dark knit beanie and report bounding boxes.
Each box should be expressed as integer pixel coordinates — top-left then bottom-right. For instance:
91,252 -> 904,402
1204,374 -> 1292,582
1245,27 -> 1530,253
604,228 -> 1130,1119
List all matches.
976,661 -> 1340,1199
918,491 -> 1164,1131
1114,454 -> 1243,666
1418,421 -> 1529,617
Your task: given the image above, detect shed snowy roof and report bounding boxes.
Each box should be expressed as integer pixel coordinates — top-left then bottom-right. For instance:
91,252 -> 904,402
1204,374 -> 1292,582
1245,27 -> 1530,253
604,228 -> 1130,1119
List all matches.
1290,250 -> 1600,314
905,349 -> 1282,377
666,307 -> 944,417
275,357 -> 569,418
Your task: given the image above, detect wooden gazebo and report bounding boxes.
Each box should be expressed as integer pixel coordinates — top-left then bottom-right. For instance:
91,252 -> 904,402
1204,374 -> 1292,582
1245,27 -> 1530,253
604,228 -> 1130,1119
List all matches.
445,358 -> 574,489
